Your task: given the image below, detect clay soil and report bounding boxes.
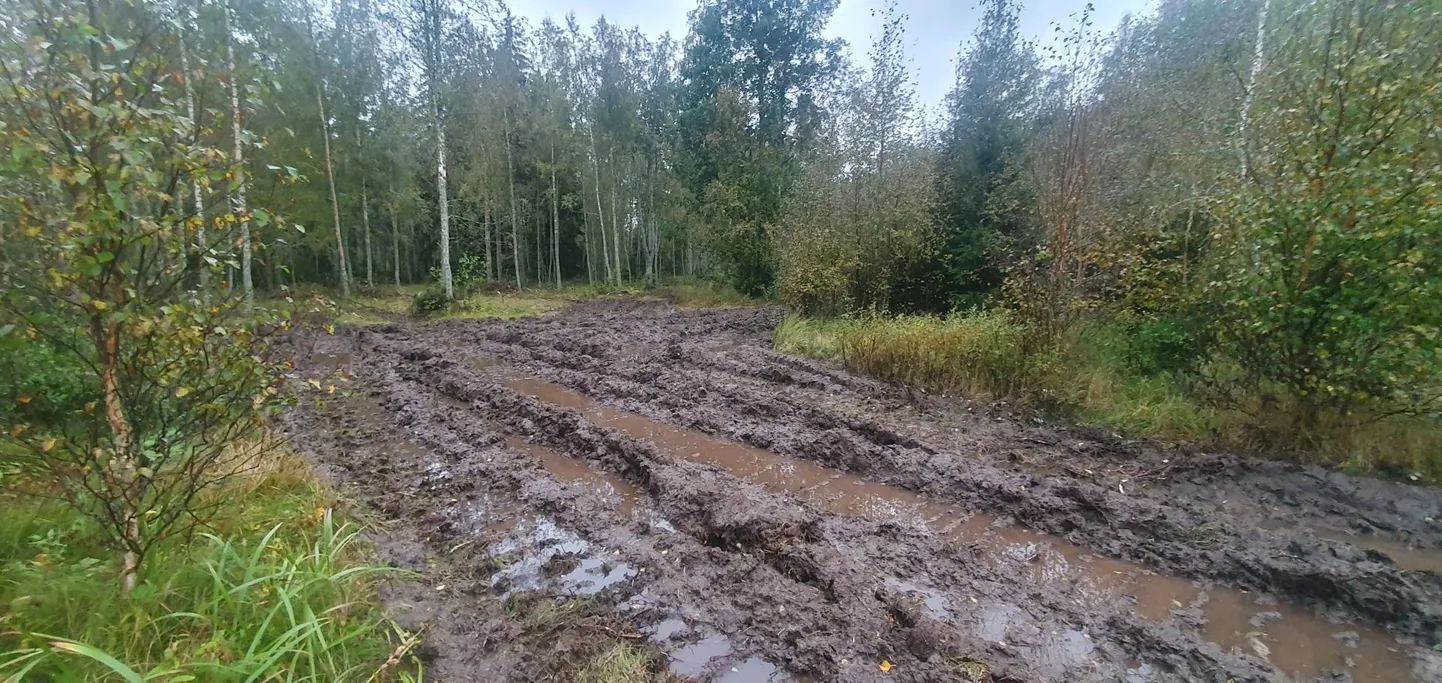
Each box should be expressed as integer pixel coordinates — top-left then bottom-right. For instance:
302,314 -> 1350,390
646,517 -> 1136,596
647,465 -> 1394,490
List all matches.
280,300 -> 1442,683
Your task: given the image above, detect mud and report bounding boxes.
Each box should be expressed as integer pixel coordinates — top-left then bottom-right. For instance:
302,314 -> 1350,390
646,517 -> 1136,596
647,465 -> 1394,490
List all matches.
280,300 -> 1442,682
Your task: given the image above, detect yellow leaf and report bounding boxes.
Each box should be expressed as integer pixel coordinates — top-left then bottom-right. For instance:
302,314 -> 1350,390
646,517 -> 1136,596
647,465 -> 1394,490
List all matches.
10,424 -> 28,437
93,301 -> 108,311
880,660 -> 893,673
16,395 -> 31,404
326,384 -> 335,394
175,386 -> 192,398
41,438 -> 56,453
307,379 -> 322,389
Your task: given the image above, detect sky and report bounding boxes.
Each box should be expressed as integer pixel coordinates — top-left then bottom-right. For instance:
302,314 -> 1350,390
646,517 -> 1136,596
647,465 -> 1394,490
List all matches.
509,0 -> 1157,112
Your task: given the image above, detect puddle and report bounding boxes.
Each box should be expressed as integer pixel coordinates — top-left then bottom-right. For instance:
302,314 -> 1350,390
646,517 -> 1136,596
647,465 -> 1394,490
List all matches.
490,516 -> 636,597
648,618 -> 689,642
503,436 -> 640,518
716,657 -> 787,682
454,493 -> 526,536
1202,588 -> 1413,682
475,363 -> 1417,682
887,577 -> 950,620
668,633 -> 732,678
312,351 -> 353,370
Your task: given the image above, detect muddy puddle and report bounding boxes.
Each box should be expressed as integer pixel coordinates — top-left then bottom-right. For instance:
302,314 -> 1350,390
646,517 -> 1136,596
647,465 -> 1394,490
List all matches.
467,360 -> 1416,683
659,627 -> 801,682
502,435 -> 640,518
489,515 -> 637,597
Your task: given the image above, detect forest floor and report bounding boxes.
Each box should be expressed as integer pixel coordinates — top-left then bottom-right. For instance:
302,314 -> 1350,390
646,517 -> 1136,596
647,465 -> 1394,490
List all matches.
280,299 -> 1442,683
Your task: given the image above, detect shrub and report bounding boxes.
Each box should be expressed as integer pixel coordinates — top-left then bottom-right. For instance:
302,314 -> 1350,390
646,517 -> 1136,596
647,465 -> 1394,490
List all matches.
1204,0 -> 1442,433
410,286 -> 450,316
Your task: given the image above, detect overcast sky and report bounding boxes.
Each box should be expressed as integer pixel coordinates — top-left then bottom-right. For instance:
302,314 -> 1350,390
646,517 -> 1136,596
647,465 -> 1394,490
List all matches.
509,0 -> 1157,112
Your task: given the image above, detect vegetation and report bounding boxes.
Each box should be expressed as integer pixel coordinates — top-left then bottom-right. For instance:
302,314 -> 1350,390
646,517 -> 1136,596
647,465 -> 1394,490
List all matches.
0,447 -> 413,681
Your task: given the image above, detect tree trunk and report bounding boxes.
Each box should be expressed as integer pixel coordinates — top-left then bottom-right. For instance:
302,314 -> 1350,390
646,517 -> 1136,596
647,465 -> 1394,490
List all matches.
610,168 -> 621,286
551,144 -> 561,288
179,30 -> 206,290
426,0 -> 453,300
391,188 -> 402,287
484,198 -> 495,282
224,2 -> 252,306
505,110 -> 522,290
1238,0 -> 1270,180
357,129 -> 373,287
590,126 -> 611,284
316,83 -> 349,297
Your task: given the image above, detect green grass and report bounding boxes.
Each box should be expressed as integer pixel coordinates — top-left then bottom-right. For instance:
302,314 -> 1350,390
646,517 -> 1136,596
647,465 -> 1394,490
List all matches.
775,313 -> 1442,481
0,449 -> 419,681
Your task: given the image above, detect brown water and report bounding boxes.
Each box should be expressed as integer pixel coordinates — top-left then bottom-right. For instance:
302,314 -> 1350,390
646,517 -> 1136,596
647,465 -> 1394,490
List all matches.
502,436 -> 640,518
469,362 -> 1415,682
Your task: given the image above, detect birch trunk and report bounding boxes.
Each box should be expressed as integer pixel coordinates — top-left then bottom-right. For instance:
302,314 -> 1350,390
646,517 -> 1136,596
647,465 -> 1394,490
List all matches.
551,144 -> 561,288
505,110 -> 522,290
316,84 -> 349,296
357,128 -> 373,287
590,126 -> 611,284
1238,0 -> 1270,180
425,0 -> 453,299
179,31 -> 206,289
224,2 -> 252,305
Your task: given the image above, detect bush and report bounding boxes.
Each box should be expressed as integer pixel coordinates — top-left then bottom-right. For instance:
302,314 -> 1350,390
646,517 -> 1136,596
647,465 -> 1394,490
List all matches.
410,286 -> 450,316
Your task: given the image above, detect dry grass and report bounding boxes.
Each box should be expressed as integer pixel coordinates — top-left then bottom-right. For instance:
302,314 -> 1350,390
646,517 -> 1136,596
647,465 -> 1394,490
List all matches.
776,311 -> 1056,402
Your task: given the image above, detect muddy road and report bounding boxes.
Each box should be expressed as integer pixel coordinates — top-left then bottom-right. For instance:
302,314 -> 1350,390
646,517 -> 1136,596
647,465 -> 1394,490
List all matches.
282,300 -> 1442,682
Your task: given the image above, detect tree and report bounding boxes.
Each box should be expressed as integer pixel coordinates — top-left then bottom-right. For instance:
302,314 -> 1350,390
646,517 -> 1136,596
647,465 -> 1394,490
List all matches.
931,0 -> 1039,309
0,0 -> 289,589
677,0 -> 842,295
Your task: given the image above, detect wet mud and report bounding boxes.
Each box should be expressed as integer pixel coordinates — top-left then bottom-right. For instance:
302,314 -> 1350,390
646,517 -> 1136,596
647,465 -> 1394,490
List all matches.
281,301 -> 1442,682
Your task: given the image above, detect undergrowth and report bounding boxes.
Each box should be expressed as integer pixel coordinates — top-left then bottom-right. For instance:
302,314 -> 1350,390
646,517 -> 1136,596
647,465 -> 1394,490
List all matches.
0,448 -> 419,681
775,313 -> 1442,481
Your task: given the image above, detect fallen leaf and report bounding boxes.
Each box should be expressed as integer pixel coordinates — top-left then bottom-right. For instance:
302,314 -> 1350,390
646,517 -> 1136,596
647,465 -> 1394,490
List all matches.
880,660 -> 893,673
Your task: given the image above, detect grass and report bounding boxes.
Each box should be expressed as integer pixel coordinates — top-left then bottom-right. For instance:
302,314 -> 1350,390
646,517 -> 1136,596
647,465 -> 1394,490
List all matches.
0,445 -> 420,681
327,278 -> 755,326
776,311 -> 1055,401
775,312 -> 1442,481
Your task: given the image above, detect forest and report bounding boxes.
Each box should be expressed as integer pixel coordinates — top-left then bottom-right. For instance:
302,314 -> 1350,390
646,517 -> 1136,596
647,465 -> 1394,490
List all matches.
2,0 -> 1442,680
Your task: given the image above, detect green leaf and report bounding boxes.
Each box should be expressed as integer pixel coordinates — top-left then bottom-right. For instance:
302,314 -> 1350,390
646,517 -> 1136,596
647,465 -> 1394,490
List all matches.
252,209 -> 270,227
95,251 -> 115,264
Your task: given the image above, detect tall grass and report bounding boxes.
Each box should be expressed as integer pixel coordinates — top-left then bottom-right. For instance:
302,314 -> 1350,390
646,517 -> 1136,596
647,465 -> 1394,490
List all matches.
774,313 -> 1442,480
0,453 -> 415,681
776,311 -> 1056,401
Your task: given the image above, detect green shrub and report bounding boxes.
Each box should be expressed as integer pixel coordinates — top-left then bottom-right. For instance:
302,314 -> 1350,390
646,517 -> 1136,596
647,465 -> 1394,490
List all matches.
410,286 -> 450,316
